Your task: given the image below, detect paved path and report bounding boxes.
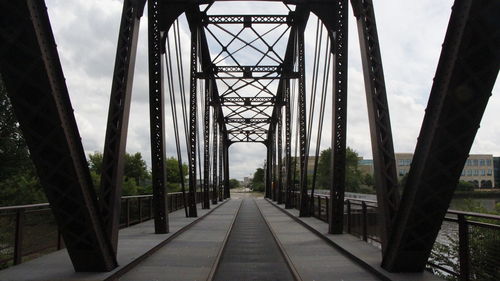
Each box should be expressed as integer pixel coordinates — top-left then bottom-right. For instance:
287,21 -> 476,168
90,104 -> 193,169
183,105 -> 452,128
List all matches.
256,198 -> 380,281
119,199 -> 241,281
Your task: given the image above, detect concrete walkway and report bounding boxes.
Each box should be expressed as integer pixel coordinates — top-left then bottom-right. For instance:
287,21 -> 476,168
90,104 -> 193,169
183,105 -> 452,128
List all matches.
256,198 -> 380,281
119,199 -> 241,281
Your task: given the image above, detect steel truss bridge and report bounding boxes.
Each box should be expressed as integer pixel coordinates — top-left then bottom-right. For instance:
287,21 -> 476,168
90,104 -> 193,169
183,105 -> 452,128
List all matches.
0,0 -> 498,278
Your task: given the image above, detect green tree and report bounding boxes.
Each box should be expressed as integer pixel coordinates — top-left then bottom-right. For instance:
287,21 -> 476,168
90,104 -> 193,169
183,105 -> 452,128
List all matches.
165,157 -> 187,184
87,151 -> 152,195
251,167 -> 265,192
316,147 -> 362,192
362,173 -> 374,186
317,148 -> 331,189
124,152 -> 149,186
456,180 -> 475,192
229,179 -> 240,189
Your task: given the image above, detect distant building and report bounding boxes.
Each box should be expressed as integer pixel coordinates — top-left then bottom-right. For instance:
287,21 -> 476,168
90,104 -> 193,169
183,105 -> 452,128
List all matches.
358,153 -> 496,188
395,153 -> 495,188
493,157 -> 500,187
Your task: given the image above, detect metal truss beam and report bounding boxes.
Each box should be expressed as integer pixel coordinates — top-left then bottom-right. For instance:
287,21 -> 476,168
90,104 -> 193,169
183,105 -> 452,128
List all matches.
204,15 -> 290,25
0,0 -> 116,271
351,0 -> 399,253
99,0 -> 145,254
329,0 -> 348,233
225,117 -> 271,124
382,0 -> 500,271
148,0 -> 169,232
221,96 -> 275,106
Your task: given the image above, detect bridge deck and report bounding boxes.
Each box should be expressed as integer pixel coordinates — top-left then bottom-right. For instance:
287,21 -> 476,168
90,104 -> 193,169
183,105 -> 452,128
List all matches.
0,193 -> 441,281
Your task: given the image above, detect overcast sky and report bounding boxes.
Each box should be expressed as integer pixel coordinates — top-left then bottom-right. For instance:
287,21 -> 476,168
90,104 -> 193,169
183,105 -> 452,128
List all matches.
45,0 -> 499,180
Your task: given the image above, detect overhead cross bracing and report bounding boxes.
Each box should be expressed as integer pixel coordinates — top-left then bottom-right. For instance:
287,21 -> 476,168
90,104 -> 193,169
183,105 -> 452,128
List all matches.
201,11 -> 299,144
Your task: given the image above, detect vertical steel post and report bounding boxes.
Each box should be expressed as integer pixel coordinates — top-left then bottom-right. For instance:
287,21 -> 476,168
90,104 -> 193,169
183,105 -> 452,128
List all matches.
272,124 -> 277,201
218,129 -> 224,201
148,0 -> 169,233
212,109 -> 219,204
298,27 -> 309,217
285,80 -> 293,208
13,209 -> 24,265
265,142 -> 272,199
188,26 -> 199,217
350,0 -> 399,253
277,107 -> 284,204
329,0 -> 348,234
203,80 -> 210,209
99,0 -> 144,253
223,138 -> 230,198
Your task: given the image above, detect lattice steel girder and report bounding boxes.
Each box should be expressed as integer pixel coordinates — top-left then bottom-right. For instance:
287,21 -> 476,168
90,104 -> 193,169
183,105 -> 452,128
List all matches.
351,0 -> 399,253
99,0 -> 145,254
329,0 -> 349,233
148,0 -> 169,232
221,96 -> 275,106
0,0 -> 117,271
204,15 -> 290,25
225,117 -> 271,124
382,0 -> 500,272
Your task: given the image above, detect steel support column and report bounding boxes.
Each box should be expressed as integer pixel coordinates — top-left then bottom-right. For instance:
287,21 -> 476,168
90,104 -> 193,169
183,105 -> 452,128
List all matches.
212,107 -> 219,204
298,27 -> 310,217
0,0 -> 117,271
350,0 -> 399,252
187,24 -> 199,217
277,107 -> 284,204
265,142 -> 272,199
218,128 -> 224,201
99,0 -> 145,253
148,0 -> 168,233
382,0 -> 500,271
284,80 -> 293,208
223,138 -> 230,199
203,79 -> 210,209
329,0 -> 348,233
271,123 -> 278,201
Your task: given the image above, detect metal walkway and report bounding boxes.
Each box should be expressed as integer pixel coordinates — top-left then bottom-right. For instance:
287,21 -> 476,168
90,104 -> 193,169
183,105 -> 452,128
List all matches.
213,198 -> 295,281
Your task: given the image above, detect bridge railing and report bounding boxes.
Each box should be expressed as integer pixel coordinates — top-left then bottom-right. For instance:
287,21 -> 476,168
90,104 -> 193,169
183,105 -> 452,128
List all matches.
285,191 -> 500,280
0,191 -> 202,269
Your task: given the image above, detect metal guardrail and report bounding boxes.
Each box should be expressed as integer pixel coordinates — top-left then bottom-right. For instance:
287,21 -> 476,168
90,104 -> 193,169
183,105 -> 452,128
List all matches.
285,191 -> 500,281
0,191 -> 203,269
